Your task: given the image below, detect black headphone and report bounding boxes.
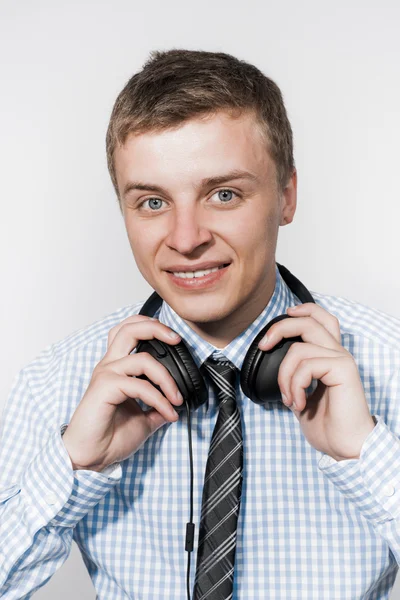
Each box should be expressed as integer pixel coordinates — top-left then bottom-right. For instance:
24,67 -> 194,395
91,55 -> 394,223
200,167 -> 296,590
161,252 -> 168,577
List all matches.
135,262 -> 315,599
136,262 -> 315,409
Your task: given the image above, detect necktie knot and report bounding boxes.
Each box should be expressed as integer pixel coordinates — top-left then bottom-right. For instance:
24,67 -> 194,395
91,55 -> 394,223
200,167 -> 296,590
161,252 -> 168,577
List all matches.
202,356 -> 237,399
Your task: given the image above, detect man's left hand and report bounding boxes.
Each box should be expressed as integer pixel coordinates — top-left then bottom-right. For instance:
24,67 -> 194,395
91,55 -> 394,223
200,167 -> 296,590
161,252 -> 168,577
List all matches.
258,303 -> 376,462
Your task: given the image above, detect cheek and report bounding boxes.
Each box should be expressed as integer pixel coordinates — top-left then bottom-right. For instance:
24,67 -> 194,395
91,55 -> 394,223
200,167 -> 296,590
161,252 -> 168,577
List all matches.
125,219 -> 160,269
230,208 -> 278,256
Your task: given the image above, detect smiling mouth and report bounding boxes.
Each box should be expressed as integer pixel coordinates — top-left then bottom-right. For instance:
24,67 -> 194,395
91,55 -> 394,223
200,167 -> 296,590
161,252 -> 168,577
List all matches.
167,264 -> 230,279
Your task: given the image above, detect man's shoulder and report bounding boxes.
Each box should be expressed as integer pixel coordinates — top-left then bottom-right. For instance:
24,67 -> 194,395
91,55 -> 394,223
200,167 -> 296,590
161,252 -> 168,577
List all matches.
310,289 -> 400,354
23,300 -> 146,377
54,301 -> 146,355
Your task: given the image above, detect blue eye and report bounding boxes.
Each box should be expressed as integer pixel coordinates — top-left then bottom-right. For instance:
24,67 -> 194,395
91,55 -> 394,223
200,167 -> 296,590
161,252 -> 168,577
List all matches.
218,189 -> 234,202
139,189 -> 239,212
144,198 -> 164,210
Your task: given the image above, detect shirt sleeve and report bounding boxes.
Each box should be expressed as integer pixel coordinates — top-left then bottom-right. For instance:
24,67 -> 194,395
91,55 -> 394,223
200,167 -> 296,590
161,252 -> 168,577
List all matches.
317,368 -> 400,564
0,367 -> 122,597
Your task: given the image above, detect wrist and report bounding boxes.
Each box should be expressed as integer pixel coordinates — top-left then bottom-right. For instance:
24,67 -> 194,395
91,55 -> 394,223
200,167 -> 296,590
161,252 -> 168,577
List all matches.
331,415 -> 377,462
62,428 -> 108,472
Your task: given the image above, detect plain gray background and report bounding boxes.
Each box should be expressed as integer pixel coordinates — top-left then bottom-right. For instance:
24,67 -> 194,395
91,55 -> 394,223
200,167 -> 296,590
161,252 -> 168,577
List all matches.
1,0 -> 400,597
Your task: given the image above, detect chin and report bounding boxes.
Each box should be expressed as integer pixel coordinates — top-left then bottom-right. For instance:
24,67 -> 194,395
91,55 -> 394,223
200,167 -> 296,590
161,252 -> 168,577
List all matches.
167,293 -> 238,324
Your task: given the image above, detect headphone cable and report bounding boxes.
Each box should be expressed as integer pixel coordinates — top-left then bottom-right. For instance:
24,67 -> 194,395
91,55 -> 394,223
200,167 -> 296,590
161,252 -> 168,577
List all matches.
185,399 -> 195,600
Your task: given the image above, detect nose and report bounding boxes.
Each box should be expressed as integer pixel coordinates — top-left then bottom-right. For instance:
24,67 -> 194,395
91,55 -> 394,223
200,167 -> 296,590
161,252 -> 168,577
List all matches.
164,205 -> 212,255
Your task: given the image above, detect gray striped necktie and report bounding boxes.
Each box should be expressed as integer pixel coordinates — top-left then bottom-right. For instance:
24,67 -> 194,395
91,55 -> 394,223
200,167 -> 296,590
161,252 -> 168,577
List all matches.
193,357 -> 244,600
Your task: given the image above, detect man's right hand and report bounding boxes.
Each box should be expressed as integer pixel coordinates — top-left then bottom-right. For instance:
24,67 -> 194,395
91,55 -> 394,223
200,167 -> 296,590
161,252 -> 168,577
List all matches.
62,315 -> 184,472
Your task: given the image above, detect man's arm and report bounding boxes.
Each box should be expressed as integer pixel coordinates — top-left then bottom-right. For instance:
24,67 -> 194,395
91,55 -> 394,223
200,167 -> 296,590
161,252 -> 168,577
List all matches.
317,367 -> 400,564
0,366 -> 122,598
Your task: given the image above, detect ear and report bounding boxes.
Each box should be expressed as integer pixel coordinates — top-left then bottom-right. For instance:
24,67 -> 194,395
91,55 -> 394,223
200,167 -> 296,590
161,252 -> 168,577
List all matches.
279,169 -> 297,226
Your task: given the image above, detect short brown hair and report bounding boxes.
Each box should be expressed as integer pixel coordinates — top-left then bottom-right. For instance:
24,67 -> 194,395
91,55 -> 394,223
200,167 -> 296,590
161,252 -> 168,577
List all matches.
106,49 -> 295,208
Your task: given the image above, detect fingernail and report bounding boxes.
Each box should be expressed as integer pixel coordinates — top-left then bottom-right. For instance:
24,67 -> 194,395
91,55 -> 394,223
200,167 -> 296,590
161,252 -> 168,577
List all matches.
259,335 -> 269,346
176,390 -> 183,403
169,331 -> 180,339
282,393 -> 288,405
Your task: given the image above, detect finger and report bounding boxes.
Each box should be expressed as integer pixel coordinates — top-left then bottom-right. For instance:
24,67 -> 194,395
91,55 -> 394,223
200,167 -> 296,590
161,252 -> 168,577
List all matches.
258,315 -> 341,352
123,398 -> 170,434
286,303 -> 341,342
145,406 -> 172,434
107,352 -> 184,406
107,314 -> 158,347
289,355 -> 352,412
112,374 -> 179,422
124,398 -> 180,435
104,320 -> 181,362
277,341 -> 342,406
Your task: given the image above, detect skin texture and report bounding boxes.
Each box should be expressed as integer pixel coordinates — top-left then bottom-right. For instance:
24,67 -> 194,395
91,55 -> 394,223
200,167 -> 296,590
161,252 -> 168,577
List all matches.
115,109 -> 297,347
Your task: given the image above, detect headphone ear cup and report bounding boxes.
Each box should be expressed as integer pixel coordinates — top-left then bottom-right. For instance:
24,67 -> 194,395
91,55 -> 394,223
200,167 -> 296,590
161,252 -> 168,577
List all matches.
169,341 -> 208,411
135,338 -> 208,413
240,333 -> 262,401
240,314 -> 302,404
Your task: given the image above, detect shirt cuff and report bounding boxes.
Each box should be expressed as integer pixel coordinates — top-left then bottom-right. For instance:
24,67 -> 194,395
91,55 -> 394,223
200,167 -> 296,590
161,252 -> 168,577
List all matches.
317,415 -> 400,524
100,463 -> 122,477
19,423 -> 123,533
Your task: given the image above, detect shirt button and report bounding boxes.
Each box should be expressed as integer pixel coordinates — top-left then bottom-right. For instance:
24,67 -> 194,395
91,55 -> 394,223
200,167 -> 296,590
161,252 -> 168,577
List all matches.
45,493 -> 58,505
383,484 -> 395,497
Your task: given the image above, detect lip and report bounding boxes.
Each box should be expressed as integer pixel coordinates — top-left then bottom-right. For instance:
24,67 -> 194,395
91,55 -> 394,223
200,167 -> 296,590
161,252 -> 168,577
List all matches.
164,261 -> 231,273
165,263 -> 230,290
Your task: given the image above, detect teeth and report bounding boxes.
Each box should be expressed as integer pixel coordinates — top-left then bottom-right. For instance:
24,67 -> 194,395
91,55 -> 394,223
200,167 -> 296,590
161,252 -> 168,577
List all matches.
173,266 -> 224,278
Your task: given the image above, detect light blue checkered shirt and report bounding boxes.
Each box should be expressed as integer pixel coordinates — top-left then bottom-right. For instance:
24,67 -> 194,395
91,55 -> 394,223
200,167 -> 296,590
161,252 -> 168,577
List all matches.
1,264 -> 400,599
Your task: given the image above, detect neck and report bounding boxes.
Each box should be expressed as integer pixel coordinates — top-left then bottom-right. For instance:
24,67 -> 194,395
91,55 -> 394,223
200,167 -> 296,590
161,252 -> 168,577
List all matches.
184,269 -> 277,348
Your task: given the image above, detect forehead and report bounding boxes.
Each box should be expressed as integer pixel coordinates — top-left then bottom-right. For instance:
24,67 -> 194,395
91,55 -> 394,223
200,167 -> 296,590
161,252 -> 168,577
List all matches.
114,109 -> 274,191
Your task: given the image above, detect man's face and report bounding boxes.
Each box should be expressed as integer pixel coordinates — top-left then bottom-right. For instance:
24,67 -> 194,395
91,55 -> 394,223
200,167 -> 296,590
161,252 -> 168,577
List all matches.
114,110 -> 296,331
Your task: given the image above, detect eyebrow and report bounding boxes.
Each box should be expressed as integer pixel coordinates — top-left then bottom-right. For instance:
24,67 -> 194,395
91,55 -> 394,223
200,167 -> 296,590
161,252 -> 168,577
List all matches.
122,169 -> 259,198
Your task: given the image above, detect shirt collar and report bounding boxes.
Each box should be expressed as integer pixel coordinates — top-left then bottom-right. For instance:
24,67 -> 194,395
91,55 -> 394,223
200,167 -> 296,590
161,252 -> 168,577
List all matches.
157,263 -> 300,371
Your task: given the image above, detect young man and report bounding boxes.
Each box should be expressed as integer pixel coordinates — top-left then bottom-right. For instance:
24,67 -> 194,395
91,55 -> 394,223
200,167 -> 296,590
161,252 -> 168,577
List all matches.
1,49 -> 399,599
